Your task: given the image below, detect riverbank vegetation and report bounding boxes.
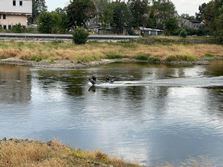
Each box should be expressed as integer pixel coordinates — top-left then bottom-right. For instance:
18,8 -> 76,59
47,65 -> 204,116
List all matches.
0,40 -> 222,64
0,139 -> 214,167
0,139 -> 139,167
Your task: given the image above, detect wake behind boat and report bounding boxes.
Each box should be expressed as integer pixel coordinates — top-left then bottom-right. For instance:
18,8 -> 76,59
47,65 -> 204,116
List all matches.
88,76 -> 223,88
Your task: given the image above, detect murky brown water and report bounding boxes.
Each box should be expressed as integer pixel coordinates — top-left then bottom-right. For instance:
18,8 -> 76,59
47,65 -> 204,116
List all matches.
0,61 -> 222,166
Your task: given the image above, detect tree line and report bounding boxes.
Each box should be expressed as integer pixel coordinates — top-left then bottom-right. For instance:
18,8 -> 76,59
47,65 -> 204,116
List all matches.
197,0 -> 223,39
6,0 -> 223,39
34,0 -> 179,35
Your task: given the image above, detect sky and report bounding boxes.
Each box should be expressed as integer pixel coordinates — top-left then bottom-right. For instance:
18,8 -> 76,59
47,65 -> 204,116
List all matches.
46,0 -> 211,15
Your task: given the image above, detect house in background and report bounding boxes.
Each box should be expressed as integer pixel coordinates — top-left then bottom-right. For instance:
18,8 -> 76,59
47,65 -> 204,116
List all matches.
179,18 -> 204,30
0,0 -> 32,30
139,27 -> 163,36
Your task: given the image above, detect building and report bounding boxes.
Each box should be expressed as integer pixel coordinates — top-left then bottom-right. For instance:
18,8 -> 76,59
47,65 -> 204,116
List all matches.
179,18 -> 204,30
139,27 -> 163,36
0,0 -> 32,30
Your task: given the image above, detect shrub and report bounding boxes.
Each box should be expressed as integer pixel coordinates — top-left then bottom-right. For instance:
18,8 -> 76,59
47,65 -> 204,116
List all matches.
135,54 -> 160,63
106,53 -> 122,59
204,53 -> 215,58
72,28 -> 89,44
12,24 -> 26,33
165,55 -> 197,62
179,29 -> 187,38
135,55 -> 149,61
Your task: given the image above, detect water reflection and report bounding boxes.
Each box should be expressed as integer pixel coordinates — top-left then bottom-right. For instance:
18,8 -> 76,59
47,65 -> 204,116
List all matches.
0,62 -> 222,166
0,65 -> 31,103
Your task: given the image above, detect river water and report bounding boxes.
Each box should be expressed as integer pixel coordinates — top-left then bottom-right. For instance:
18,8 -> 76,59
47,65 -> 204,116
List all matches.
0,62 -> 223,166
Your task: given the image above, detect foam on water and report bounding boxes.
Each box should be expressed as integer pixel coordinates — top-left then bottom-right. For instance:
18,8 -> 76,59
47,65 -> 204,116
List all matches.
95,76 -> 223,88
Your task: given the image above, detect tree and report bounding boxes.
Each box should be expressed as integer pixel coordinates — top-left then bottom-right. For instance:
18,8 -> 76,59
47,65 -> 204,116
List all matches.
94,0 -> 111,27
37,9 -> 68,34
100,2 -> 114,28
51,8 -> 68,33
66,0 -> 97,28
128,0 -> 150,28
151,0 -> 176,29
37,12 -> 53,33
165,17 -> 178,35
32,0 -> 47,23
197,0 -> 223,39
110,1 -> 132,34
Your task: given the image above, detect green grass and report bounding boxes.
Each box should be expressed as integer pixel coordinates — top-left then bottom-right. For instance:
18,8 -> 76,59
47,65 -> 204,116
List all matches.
165,55 -> 198,62
135,54 -> 161,63
106,53 -> 123,59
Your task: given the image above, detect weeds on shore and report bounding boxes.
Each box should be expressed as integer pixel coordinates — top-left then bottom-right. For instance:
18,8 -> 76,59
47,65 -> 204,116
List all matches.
0,139 -> 139,167
165,55 -> 198,62
0,41 -> 222,63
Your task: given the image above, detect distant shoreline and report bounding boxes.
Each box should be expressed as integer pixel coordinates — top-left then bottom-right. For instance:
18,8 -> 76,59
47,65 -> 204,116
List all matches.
0,57 -> 221,69
0,39 -> 222,69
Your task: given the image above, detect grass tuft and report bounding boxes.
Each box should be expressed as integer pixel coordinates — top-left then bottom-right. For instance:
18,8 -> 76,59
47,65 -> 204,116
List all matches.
165,55 -> 198,62
106,53 -> 122,59
135,54 -> 161,63
0,139 -> 139,167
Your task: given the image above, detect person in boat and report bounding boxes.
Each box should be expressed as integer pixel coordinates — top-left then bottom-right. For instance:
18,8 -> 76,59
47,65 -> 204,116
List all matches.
89,75 -> 114,86
105,75 -> 114,83
89,75 -> 97,86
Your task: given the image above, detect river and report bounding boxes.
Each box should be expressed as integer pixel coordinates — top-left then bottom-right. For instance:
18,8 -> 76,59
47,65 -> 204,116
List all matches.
0,61 -> 222,166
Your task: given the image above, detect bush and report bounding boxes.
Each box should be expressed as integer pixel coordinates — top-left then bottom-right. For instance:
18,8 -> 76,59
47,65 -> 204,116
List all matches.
72,28 -> 89,44
12,24 -> 26,33
179,29 -> 187,38
106,53 -> 122,59
135,54 -> 161,63
165,55 -> 197,62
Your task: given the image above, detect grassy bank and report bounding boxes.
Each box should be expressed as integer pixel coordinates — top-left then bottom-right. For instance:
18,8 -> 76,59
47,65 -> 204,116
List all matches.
0,40 -> 222,64
0,139 -> 214,167
0,139 -> 139,167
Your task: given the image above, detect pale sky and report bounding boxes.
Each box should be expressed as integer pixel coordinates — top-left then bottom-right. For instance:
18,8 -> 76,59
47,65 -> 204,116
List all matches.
46,0 -> 211,15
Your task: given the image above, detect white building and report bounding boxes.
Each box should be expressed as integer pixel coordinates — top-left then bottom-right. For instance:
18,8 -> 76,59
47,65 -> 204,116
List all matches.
139,27 -> 163,36
0,0 -> 32,30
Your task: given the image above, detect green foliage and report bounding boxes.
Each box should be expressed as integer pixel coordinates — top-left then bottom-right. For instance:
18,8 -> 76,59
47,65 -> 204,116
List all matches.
30,55 -> 44,62
204,53 -> 216,58
106,53 -> 122,59
37,12 -> 53,33
50,8 -> 68,33
128,0 -> 150,28
165,18 -> 179,35
31,0 -> 47,23
66,0 -> 96,28
197,0 -> 223,39
11,24 -> 26,33
179,29 -> 187,38
135,54 -> 160,63
110,1 -> 132,34
72,28 -> 89,44
37,10 -> 68,34
150,0 -> 176,30
135,55 -> 148,61
165,55 -> 197,62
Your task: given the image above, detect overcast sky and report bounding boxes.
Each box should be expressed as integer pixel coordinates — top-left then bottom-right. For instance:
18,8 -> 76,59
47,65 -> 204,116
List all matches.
46,0 -> 211,15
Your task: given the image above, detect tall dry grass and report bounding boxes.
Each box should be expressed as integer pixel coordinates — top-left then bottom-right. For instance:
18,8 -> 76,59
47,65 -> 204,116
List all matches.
0,139 -> 139,167
0,139 -> 215,167
0,41 -> 222,63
